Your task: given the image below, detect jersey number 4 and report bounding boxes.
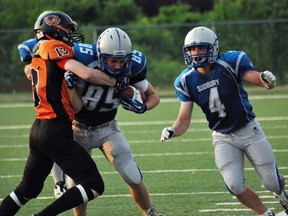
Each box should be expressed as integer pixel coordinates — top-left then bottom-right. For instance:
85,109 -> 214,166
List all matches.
209,87 -> 226,117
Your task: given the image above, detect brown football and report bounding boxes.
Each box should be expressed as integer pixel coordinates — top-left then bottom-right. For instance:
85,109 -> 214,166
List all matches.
119,86 -> 147,103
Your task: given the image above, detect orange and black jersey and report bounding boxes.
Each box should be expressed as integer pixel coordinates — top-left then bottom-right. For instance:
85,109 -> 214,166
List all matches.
31,40 -> 75,121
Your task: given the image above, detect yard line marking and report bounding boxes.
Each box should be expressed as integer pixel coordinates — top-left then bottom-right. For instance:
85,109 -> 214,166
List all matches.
160,94 -> 288,103
0,116 -> 287,130
0,94 -> 287,108
275,211 -> 288,216
0,190 -> 258,201
0,103 -> 33,108
1,136 -> 288,148
1,125 -> 286,136
1,168 -> 288,178
199,208 -> 255,212
2,190 -> 285,216
0,150 -> 287,161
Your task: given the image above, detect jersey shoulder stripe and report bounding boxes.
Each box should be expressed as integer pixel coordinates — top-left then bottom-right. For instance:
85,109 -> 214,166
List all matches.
217,51 -> 254,78
174,68 -> 194,100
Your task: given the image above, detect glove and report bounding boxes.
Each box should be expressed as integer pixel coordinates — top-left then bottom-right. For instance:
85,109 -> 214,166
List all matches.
260,71 -> 276,89
64,71 -> 77,89
120,93 -> 147,114
160,127 -> 175,142
114,76 -> 130,91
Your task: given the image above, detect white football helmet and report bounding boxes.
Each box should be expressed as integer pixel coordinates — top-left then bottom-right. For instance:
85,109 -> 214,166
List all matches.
183,26 -> 219,68
97,27 -> 132,78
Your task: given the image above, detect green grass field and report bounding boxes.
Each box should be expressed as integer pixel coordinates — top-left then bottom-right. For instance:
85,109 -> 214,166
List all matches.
0,90 -> 287,216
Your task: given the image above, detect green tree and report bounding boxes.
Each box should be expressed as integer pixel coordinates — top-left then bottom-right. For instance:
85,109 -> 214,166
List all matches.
0,0 -> 287,92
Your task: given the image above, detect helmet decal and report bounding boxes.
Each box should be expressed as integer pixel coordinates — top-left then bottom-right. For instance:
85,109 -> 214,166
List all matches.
44,15 -> 61,26
113,50 -> 127,56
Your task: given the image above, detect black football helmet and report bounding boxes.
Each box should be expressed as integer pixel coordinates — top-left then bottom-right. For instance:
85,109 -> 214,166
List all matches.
34,10 -> 84,46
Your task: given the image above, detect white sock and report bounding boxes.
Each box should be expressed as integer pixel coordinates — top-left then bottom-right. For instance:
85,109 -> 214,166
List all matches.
261,208 -> 274,216
279,191 -> 287,199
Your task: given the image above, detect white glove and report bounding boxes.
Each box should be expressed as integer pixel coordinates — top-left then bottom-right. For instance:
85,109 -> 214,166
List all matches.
260,71 -> 276,89
160,127 -> 175,142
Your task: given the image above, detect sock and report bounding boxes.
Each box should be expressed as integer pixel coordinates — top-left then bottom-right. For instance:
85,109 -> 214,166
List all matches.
279,191 -> 287,199
34,186 -> 91,216
262,208 -> 274,216
0,193 -> 24,216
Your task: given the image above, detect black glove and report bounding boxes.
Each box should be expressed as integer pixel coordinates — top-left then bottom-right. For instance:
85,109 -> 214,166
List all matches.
114,76 -> 130,91
64,71 -> 77,89
120,93 -> 147,114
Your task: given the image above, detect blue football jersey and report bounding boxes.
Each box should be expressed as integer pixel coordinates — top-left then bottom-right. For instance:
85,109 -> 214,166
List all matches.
174,51 -> 256,133
72,43 -> 97,66
74,49 -> 148,126
17,38 -> 38,64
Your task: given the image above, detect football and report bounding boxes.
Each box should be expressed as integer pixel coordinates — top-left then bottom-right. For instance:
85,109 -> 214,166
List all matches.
119,85 -> 147,103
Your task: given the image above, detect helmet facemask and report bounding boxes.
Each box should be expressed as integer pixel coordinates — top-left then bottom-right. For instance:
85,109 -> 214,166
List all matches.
183,43 -> 216,68
98,53 -> 132,79
183,26 -> 219,68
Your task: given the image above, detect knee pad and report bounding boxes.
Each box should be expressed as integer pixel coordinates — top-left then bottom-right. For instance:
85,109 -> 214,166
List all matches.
115,157 -> 143,186
224,179 -> 246,195
262,173 -> 283,192
83,176 -> 105,196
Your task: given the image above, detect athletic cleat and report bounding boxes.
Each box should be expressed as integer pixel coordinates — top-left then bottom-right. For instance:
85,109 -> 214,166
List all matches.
144,206 -> 163,216
54,181 -> 67,198
274,190 -> 288,214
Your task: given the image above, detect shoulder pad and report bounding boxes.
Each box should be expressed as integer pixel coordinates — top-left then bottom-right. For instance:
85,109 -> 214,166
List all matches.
37,40 -> 74,61
73,43 -> 97,66
131,50 -> 147,76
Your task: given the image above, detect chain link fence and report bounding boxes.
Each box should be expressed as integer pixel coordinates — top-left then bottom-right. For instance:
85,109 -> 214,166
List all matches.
1,19 -> 287,92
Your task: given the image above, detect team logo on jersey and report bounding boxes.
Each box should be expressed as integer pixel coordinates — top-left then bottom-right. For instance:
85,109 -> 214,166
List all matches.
44,15 -> 61,26
197,79 -> 219,92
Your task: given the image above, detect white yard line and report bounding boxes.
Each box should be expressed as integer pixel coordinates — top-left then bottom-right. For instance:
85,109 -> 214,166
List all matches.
0,116 -> 288,130
0,94 -> 287,108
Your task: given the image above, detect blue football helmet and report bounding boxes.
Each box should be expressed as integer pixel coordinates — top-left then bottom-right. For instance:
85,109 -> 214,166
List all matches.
183,26 -> 219,68
97,27 -> 132,78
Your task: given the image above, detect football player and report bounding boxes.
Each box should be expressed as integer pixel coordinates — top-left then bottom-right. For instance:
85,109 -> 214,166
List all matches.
18,37 -> 68,198
17,38 -> 38,81
0,11 -> 127,216
160,26 -> 288,216
65,27 -> 162,216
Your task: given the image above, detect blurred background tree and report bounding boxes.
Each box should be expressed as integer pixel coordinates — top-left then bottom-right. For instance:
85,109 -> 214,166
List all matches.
0,0 -> 287,92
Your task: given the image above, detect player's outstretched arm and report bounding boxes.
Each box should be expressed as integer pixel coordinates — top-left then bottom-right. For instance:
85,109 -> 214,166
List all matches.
243,70 -> 276,90
160,101 -> 193,142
